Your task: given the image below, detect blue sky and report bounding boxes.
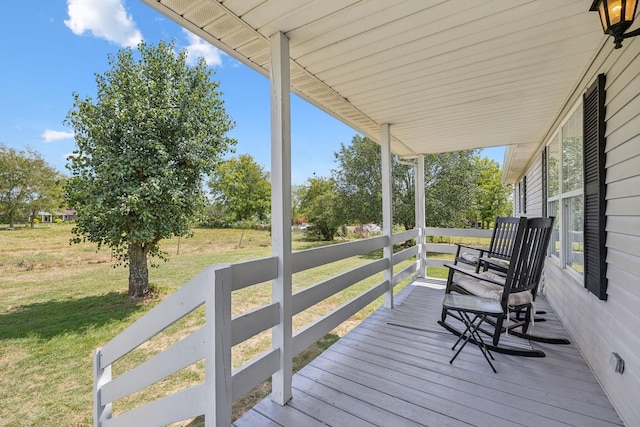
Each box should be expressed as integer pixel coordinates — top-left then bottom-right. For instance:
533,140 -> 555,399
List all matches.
1,1 -> 504,185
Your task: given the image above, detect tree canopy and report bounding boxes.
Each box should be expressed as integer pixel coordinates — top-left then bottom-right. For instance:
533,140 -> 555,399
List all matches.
64,40 -> 236,297
0,145 -> 64,228
331,136 -> 484,230
208,154 -> 271,222
473,156 -> 512,228
332,135 -> 382,225
299,176 -> 341,241
423,150 -> 479,228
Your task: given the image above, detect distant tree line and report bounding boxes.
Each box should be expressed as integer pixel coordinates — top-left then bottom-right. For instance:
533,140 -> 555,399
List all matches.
292,136 -> 512,240
209,136 -> 512,241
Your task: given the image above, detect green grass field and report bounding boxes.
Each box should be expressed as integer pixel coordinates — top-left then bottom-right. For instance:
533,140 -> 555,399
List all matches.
1,224 -> 430,425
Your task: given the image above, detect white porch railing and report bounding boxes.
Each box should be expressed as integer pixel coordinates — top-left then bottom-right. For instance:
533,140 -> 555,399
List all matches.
93,229 -> 422,426
423,226 -> 493,270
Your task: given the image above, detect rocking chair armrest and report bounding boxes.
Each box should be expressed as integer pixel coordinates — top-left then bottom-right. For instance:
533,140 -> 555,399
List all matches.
455,243 -> 489,253
443,262 -> 506,287
453,244 -> 489,268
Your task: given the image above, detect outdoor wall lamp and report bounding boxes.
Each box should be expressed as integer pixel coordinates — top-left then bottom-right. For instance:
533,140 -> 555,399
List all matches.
591,0 -> 640,48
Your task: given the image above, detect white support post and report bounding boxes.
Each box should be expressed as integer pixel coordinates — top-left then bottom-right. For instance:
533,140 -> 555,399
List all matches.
269,31 -> 293,406
415,154 -> 426,277
381,123 -> 394,308
93,348 -> 112,427
205,266 -> 232,426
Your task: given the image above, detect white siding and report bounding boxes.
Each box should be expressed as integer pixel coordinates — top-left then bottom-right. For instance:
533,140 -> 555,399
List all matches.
524,153 -> 543,217
537,40 -> 640,425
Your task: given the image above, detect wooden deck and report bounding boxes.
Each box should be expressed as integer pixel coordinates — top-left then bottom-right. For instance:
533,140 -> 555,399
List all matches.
234,279 -> 622,426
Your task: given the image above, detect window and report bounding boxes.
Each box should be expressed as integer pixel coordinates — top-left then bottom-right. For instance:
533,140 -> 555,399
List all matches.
519,176 -> 527,214
545,74 -> 607,300
546,105 -> 584,275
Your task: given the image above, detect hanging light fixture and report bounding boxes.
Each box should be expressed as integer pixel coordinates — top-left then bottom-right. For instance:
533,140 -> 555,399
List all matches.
590,0 -> 640,48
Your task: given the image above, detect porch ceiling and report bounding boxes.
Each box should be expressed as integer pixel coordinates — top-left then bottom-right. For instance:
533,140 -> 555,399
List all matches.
142,0 -> 605,181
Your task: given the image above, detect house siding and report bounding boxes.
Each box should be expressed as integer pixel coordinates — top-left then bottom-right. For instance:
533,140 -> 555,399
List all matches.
524,154 -> 543,217
524,40 -> 640,425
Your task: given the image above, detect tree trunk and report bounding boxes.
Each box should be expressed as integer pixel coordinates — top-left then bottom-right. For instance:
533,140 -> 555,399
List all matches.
128,242 -> 149,297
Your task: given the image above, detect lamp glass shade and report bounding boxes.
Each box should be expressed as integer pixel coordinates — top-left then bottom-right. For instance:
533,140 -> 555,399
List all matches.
599,1 -> 609,30
625,0 -> 638,21
608,0 -> 623,25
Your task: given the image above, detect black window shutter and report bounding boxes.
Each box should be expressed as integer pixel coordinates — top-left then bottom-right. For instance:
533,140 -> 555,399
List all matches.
583,73 -> 607,300
542,148 -> 547,217
522,176 -> 527,214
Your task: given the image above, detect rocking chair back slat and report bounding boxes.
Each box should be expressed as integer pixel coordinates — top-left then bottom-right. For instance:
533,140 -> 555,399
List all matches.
453,216 -> 522,274
502,217 -> 555,303
488,217 -> 521,261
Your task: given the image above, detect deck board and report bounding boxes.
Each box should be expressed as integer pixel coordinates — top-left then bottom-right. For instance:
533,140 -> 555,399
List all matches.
234,279 -> 622,426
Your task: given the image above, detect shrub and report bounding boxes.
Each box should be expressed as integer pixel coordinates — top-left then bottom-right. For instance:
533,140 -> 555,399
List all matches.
199,216 -> 233,228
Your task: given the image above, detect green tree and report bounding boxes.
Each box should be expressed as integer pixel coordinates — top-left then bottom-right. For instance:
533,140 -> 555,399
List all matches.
64,40 -> 236,297
299,176 -> 340,241
473,156 -> 512,228
332,135 -> 382,225
332,136 -> 479,229
291,183 -> 308,224
208,154 -> 271,222
392,161 -> 415,230
0,146 -> 63,228
423,151 -> 479,227
331,135 -> 414,229
25,170 -> 66,229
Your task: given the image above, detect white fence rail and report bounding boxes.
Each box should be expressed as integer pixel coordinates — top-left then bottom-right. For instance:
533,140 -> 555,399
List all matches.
94,228 -> 421,426
423,227 -> 493,269
92,226 -> 494,425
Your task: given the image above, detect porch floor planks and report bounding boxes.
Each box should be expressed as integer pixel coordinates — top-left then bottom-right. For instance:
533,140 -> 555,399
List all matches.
334,329 -> 612,425
317,343 -> 580,427
294,366 -> 458,426
364,313 -> 600,392
234,281 -> 623,426
340,322 -> 616,424
311,345 -> 556,426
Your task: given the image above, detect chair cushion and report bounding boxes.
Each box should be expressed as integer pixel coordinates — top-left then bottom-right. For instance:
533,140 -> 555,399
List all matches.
485,258 -> 509,270
460,252 -> 478,264
478,271 -> 506,285
454,272 -> 533,307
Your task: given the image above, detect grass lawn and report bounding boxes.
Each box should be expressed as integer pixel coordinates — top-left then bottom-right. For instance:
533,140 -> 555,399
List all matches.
0,223 -> 423,426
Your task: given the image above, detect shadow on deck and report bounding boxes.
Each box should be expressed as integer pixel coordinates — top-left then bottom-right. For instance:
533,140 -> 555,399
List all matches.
235,279 -> 622,426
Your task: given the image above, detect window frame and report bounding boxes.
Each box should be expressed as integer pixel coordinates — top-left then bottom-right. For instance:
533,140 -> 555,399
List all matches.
545,99 -> 584,279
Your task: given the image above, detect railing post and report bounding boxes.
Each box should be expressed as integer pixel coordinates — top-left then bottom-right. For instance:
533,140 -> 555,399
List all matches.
269,30 -> 293,405
205,266 -> 232,426
381,123 -> 394,308
93,348 -> 112,427
415,154 -> 426,277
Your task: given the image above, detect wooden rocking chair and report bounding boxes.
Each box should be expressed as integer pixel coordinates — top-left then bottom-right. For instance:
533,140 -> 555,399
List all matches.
439,216 -> 568,357
454,216 -> 521,274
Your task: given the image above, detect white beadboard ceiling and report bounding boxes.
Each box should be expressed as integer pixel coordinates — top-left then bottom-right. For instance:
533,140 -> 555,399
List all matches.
141,0 -> 606,183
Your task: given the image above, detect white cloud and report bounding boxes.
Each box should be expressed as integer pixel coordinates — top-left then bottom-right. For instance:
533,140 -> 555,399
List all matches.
183,29 -> 223,67
65,0 -> 142,47
42,130 -> 74,143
